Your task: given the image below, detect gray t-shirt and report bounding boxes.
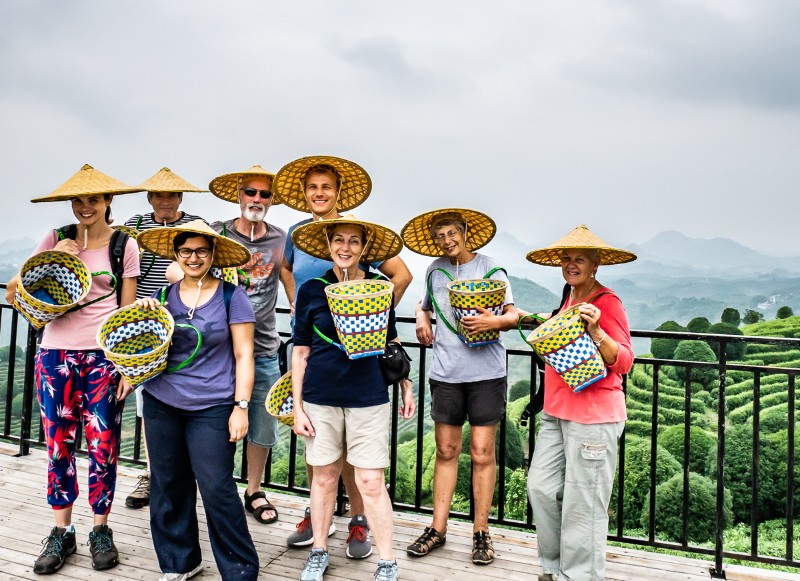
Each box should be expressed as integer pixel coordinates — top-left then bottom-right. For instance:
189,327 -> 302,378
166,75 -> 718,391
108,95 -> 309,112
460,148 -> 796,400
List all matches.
421,253 -> 513,383
212,219 -> 286,356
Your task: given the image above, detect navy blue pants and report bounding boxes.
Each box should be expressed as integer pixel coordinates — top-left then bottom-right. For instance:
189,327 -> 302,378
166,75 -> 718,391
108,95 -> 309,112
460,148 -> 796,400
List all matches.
143,391 -> 259,580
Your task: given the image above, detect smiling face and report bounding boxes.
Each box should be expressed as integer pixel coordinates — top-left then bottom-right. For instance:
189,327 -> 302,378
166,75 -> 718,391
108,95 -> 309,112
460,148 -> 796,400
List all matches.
148,191 -> 182,223
174,234 -> 214,279
328,224 -> 365,271
303,169 -> 339,218
238,177 -> 273,222
71,195 -> 112,227
560,249 -> 599,288
432,220 -> 467,261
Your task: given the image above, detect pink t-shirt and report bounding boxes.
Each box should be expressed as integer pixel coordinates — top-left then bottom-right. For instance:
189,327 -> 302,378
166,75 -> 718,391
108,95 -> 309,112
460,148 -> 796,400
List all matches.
33,230 -> 140,350
543,286 -> 633,424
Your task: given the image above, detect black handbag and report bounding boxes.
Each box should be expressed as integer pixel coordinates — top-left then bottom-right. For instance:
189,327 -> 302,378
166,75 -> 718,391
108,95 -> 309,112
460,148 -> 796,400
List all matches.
379,343 -> 412,386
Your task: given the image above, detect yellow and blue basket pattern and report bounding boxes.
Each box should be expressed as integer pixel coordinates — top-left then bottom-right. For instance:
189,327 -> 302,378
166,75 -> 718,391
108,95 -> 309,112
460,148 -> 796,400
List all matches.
14,251 -> 92,330
97,304 -> 174,388
525,304 -> 607,392
266,371 -> 294,426
325,280 -> 393,360
447,279 -> 507,347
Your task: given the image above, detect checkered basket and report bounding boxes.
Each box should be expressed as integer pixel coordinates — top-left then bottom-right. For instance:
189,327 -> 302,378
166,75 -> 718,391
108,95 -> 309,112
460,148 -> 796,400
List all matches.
324,279 -> 394,360
447,279 -> 507,347
96,304 -> 175,387
266,371 -> 294,427
524,303 -> 607,392
13,251 -> 92,330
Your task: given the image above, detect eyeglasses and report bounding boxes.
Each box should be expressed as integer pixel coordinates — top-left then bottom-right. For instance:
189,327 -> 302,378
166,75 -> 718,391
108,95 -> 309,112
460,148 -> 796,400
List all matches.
434,229 -> 462,243
176,247 -> 211,258
240,188 -> 273,199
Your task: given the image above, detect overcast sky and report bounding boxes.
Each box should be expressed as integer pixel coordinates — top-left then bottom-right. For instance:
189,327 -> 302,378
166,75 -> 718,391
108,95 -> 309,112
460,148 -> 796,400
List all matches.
2,1 -> 799,260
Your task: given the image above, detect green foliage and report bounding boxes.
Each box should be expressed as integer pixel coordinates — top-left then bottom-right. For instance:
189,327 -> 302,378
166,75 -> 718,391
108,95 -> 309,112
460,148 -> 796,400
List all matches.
508,380 -> 531,402
705,322 -> 747,360
776,306 -> 794,319
503,468 -> 530,521
673,340 -> 718,387
659,425 -> 716,476
743,309 -> 765,325
650,321 -> 686,360
687,317 -> 711,333
720,308 -> 741,326
643,472 -> 732,543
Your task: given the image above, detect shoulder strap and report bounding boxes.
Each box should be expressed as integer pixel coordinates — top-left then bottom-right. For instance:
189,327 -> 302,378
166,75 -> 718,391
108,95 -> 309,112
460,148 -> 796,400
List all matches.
220,222 -> 227,237
109,229 -> 129,307
222,280 -> 235,322
159,283 -> 176,306
426,268 -> 458,335
584,289 -> 615,304
56,224 -> 77,241
135,215 -> 143,230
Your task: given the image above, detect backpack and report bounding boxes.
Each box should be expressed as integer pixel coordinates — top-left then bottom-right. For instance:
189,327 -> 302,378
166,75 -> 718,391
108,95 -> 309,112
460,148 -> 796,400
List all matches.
56,224 -> 130,307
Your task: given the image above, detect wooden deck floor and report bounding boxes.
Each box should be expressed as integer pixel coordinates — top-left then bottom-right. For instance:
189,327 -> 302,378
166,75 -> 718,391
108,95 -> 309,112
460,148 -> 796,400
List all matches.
0,444 -> 797,581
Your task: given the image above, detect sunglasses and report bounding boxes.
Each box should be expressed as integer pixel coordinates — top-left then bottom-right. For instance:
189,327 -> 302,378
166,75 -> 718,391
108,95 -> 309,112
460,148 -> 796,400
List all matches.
240,187 -> 273,199
176,247 -> 211,258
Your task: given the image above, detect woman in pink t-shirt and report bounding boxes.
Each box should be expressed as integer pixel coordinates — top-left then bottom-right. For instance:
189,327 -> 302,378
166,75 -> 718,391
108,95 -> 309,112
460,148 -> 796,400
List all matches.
523,225 -> 637,581
4,165 -> 140,575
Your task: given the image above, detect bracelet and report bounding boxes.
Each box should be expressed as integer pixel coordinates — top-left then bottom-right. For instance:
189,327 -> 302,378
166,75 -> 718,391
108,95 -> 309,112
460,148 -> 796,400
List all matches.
592,330 -> 606,346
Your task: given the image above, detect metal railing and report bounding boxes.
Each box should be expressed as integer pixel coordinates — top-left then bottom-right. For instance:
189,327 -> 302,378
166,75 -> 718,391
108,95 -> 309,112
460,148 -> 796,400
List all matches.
1,292 -> 798,577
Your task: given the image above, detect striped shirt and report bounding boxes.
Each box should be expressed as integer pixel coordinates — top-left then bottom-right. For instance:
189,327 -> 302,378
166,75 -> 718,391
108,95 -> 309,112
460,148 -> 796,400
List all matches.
123,212 -> 206,299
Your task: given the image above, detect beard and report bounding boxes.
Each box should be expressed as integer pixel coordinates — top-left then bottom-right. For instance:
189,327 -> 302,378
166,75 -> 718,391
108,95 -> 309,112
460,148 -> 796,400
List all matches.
243,204 -> 266,222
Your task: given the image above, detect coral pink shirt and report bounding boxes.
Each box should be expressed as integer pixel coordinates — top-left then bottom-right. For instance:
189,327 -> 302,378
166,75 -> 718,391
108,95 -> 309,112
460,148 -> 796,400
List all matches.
33,230 -> 140,351
543,286 -> 632,424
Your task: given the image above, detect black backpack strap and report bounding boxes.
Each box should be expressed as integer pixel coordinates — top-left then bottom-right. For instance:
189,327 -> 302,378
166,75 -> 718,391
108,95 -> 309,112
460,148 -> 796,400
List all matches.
55,224 -> 78,241
109,229 -> 129,307
222,280 -> 235,322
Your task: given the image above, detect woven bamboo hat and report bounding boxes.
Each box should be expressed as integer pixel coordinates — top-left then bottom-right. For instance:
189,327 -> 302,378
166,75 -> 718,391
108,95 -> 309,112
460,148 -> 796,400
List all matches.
138,219 -> 251,268
273,156 -> 371,213
31,164 -> 143,203
526,224 -> 637,266
209,165 -> 278,204
401,208 -> 496,257
292,215 -> 403,263
137,167 -> 206,193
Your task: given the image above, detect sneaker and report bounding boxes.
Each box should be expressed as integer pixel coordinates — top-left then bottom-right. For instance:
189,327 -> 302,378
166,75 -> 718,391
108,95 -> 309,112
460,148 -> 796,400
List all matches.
471,530 -> 495,565
346,514 -> 372,559
159,563 -> 203,581
88,525 -> 119,570
538,575 -> 558,581
125,473 -> 151,508
33,526 -> 77,574
300,548 -> 329,581
406,526 -> 446,557
374,559 -> 398,581
287,508 -> 336,548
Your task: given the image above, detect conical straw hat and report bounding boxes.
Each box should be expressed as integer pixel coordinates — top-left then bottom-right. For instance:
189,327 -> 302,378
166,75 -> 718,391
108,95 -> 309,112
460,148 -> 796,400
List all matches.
137,167 -> 206,193
31,164 -> 143,203
401,208 -> 496,257
526,224 -> 637,266
273,156 -> 371,213
138,219 -> 251,268
292,215 -> 403,263
208,165 -> 278,204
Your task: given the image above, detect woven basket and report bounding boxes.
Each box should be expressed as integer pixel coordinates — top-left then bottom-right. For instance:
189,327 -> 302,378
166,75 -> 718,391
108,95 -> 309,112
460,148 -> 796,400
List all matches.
447,279 -> 507,347
524,303 -> 607,392
13,251 -> 92,329
97,304 -> 175,387
325,280 -> 393,360
266,371 -> 294,427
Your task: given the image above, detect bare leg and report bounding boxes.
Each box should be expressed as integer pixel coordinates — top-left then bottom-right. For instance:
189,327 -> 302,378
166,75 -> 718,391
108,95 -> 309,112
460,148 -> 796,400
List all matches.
53,506 -> 73,527
246,444 -> 276,520
431,423 -> 463,533
341,449 -> 365,515
354,467 -> 394,559
310,461 -> 343,550
469,425 -> 498,532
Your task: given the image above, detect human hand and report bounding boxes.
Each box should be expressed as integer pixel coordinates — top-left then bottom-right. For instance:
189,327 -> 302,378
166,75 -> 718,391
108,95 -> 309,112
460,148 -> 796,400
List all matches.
135,298 -> 162,310
53,238 -> 80,256
578,304 -> 602,334
415,317 -> 433,346
229,408 -> 249,442
460,306 -> 496,334
399,379 -> 416,419
115,377 -> 134,401
293,407 -> 315,437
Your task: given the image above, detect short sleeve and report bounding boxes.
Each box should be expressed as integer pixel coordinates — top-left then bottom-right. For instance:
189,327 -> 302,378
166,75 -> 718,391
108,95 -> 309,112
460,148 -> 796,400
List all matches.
229,286 -> 256,325
123,237 -> 141,278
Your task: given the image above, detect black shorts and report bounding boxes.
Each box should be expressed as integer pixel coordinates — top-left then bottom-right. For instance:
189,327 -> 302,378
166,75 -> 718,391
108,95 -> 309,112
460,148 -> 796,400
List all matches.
429,376 -> 507,427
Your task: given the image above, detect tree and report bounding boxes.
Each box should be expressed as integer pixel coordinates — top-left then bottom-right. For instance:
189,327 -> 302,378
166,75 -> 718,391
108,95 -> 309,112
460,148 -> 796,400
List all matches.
673,340 -> 718,387
659,425 -> 716,476
508,380 -> 531,402
720,308 -> 741,326
743,309 -> 764,325
651,321 -> 686,360
776,306 -> 794,319
687,317 -> 711,333
705,322 -> 747,360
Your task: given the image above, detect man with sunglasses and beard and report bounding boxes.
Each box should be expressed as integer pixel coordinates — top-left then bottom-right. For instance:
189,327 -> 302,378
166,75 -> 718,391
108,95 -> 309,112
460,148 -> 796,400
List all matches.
209,165 -> 287,528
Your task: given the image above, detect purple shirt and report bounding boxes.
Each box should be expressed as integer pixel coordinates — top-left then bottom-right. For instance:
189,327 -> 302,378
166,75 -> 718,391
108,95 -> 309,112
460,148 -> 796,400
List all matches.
143,282 -> 255,410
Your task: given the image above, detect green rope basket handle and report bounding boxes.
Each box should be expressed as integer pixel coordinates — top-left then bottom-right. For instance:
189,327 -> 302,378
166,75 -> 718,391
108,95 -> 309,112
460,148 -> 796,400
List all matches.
237,268 -> 250,288
64,271 -> 118,313
311,274 -> 384,352
426,266 -> 509,336
159,285 -> 204,372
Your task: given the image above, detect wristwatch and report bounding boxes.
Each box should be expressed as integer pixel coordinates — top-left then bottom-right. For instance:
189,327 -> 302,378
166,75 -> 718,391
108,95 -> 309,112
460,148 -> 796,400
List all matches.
235,400 -> 249,410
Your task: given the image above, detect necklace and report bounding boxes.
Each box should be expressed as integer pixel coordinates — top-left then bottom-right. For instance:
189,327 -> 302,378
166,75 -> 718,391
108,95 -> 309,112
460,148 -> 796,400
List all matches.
570,280 -> 598,304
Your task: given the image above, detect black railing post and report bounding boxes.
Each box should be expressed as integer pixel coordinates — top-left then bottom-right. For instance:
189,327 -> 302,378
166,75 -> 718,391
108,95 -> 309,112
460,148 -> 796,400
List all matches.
786,373 -> 796,563
3,310 -> 19,437
681,369 -> 692,548
414,345 -> 427,510
647,362 -> 660,543
710,341 -> 728,579
750,372 -> 761,558
388,381 -> 399,502
18,325 -> 37,456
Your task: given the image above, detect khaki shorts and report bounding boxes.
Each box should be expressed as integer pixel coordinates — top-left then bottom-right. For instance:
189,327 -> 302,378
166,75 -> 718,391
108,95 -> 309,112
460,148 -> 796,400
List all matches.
302,402 -> 391,469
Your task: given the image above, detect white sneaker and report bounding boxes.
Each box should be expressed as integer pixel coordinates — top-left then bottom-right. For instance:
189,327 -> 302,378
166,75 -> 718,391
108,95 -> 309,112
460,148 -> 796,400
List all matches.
159,563 -> 202,581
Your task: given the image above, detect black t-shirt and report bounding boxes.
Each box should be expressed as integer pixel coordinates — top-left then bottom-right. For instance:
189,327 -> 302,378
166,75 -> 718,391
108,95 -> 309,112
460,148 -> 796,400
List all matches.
294,268 -> 397,407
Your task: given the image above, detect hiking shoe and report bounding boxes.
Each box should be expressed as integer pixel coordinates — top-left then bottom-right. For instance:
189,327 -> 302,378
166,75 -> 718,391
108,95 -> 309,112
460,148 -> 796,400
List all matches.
125,472 -> 151,508
33,526 -> 77,574
287,507 -> 336,548
346,514 -> 372,559
538,575 -> 558,581
472,530 -> 495,565
88,525 -> 119,570
159,563 -> 203,580
300,548 -> 329,581
406,526 -> 446,557
374,559 -> 398,581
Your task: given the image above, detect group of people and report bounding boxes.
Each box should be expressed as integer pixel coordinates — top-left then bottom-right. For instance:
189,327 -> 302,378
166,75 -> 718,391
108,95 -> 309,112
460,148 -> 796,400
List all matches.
6,157 -> 636,581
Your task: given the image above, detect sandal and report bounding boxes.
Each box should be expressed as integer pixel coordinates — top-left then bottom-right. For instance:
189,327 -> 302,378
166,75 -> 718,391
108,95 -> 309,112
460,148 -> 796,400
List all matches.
472,530 -> 494,565
243,490 -> 278,524
406,526 -> 446,557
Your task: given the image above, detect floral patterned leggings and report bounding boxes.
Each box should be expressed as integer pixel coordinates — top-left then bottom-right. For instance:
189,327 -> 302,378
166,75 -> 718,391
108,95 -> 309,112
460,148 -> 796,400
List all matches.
35,348 -> 123,515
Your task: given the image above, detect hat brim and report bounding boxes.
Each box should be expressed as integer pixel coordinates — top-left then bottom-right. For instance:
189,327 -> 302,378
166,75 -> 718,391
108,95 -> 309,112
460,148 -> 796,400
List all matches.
526,224 -> 637,266
292,217 -> 402,263
273,156 -> 371,213
401,208 -> 496,257
209,166 -> 278,204
138,222 -> 251,268
137,168 -> 206,193
31,164 -> 143,203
